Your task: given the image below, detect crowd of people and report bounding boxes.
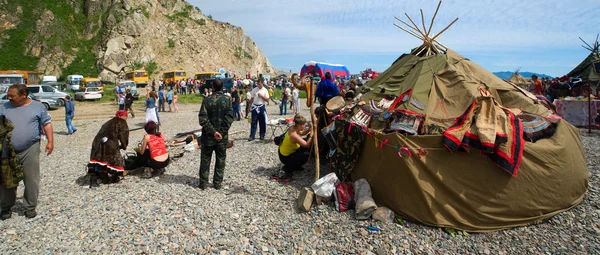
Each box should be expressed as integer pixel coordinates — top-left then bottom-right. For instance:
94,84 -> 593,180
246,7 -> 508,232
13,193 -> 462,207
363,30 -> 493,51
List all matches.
0,72 -> 364,220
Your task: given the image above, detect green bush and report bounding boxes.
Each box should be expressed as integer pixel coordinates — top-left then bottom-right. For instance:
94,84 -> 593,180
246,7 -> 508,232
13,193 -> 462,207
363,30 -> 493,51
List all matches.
207,14 -> 213,19
146,61 -> 158,77
141,7 -> 150,18
168,38 -> 175,48
129,60 -> 144,70
175,11 -> 190,19
195,18 -> 206,25
243,51 -> 252,59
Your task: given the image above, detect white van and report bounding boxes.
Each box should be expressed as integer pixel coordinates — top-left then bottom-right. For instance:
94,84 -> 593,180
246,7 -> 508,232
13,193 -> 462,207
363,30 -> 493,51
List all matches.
0,74 -> 25,86
66,75 -> 83,91
40,76 -> 57,84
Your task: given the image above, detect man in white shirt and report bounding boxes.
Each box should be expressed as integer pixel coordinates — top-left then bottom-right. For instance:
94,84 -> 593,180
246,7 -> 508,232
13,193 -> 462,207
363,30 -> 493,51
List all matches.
179,80 -> 186,95
292,86 -> 300,115
249,79 -> 269,141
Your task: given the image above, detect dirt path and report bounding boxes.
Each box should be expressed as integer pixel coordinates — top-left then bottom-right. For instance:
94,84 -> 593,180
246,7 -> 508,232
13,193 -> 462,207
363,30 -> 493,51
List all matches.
52,101 -> 165,120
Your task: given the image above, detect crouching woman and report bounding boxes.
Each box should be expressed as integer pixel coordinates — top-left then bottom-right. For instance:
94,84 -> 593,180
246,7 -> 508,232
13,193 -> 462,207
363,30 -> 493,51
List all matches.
137,121 -> 170,178
272,115 -> 313,182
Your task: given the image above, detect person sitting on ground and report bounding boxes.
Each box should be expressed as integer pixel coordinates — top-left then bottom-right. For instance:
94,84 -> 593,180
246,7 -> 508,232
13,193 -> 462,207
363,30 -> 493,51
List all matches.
87,110 -> 129,185
135,121 -> 169,178
271,115 -> 313,182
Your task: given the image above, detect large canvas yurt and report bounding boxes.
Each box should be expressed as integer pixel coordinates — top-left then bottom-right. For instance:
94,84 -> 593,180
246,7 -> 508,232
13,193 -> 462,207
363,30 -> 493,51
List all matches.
329,4 -> 589,231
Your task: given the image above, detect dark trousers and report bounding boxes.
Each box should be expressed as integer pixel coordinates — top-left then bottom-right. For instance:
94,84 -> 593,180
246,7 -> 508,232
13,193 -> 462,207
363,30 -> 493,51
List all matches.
158,99 -> 165,112
125,103 -> 135,117
232,103 -> 241,120
138,150 -> 170,170
279,147 -> 309,174
199,143 -> 227,185
250,105 -> 266,139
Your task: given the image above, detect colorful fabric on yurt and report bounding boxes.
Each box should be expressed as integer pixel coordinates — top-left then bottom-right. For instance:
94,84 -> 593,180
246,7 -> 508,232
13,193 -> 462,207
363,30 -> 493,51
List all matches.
442,96 -> 525,176
517,112 -> 558,142
386,109 -> 425,135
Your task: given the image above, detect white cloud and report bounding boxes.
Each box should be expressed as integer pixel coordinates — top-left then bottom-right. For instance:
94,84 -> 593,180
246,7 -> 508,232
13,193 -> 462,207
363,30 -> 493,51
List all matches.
189,0 -> 600,76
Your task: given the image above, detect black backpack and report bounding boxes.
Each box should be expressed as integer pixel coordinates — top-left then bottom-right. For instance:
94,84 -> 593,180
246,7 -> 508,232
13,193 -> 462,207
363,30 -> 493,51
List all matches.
274,129 -> 289,146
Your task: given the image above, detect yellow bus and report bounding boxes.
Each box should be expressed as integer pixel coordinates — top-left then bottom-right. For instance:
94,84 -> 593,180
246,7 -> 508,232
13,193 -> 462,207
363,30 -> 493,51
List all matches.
124,70 -> 148,86
82,77 -> 103,91
195,72 -> 220,82
0,70 -> 40,84
162,70 -> 187,85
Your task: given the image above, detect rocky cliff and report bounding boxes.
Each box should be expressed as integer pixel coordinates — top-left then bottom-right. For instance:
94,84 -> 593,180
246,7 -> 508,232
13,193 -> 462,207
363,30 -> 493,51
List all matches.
0,0 -> 277,82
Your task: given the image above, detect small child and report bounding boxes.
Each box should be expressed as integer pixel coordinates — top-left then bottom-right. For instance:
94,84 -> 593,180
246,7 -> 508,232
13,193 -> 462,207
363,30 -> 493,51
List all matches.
118,92 -> 125,110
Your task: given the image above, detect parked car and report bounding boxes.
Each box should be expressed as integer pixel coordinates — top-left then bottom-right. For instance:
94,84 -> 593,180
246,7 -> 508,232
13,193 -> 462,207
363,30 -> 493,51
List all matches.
75,87 -> 102,101
0,93 -> 55,110
27,84 -> 69,107
117,80 -> 139,99
45,81 -> 67,92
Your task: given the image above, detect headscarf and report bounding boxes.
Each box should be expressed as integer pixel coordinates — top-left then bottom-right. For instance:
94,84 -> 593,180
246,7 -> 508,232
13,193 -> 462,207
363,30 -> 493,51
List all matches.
116,110 -> 128,118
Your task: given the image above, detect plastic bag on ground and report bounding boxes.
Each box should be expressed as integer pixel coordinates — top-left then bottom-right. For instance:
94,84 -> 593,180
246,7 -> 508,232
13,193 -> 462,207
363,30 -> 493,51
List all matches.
372,207 -> 395,223
311,172 -> 339,198
334,182 -> 354,212
354,178 -> 377,220
184,142 -> 197,152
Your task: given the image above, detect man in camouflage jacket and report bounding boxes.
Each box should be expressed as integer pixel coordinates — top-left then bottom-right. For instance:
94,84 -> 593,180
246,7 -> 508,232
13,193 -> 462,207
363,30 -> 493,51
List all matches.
198,79 -> 234,190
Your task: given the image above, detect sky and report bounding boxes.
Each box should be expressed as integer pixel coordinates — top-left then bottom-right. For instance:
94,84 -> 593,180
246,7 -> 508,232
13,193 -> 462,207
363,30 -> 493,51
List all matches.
190,0 -> 599,77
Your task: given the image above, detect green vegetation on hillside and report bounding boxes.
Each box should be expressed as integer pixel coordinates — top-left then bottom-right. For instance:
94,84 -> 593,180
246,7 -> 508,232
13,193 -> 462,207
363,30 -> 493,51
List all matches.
234,46 -> 252,60
0,0 -> 101,78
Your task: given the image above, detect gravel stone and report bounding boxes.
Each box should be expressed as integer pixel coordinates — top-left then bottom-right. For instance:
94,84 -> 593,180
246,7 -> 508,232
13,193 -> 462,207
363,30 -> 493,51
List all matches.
0,101 -> 597,254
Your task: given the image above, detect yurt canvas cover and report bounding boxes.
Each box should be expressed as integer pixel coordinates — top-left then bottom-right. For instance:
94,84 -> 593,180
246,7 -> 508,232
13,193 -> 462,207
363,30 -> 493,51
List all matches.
567,51 -> 600,83
342,47 -> 588,231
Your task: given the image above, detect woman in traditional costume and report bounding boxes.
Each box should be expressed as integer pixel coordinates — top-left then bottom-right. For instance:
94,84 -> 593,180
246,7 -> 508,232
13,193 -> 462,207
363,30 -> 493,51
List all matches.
87,110 -> 129,184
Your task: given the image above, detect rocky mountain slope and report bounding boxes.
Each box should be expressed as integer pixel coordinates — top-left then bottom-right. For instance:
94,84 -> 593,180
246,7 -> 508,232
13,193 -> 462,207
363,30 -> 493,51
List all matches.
0,0 -> 277,82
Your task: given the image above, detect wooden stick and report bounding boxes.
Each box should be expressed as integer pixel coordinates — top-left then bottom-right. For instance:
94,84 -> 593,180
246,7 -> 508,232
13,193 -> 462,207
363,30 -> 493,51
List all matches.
589,91 -> 592,134
582,45 -> 594,51
394,23 -> 425,40
432,39 -> 448,51
229,130 -> 248,135
310,76 -> 320,181
404,13 -> 427,37
580,37 -> 594,50
431,18 -> 458,41
394,17 -> 424,37
427,0 -> 443,37
415,45 -> 428,56
420,9 -> 428,36
411,45 -> 424,55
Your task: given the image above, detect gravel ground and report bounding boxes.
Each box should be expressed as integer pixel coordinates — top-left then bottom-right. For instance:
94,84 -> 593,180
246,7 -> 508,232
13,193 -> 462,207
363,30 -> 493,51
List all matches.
0,99 -> 599,254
